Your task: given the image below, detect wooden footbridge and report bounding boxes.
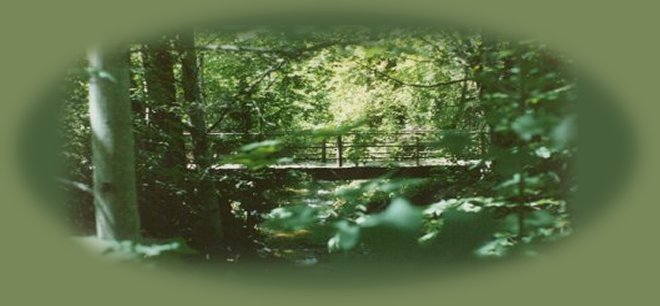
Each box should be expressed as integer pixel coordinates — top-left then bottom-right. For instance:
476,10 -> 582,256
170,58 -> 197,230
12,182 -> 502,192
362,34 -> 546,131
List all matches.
204,130 -> 486,180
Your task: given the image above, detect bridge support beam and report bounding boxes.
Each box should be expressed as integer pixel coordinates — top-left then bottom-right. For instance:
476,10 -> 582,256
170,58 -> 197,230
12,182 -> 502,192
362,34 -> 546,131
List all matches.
336,135 -> 343,167
415,136 -> 421,166
212,165 -> 478,181
321,140 -> 327,163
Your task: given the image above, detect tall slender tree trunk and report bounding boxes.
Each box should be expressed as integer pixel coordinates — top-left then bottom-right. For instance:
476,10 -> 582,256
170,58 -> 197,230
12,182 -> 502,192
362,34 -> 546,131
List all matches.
143,39 -> 186,172
87,46 -> 140,241
141,38 -> 187,237
178,32 -> 224,249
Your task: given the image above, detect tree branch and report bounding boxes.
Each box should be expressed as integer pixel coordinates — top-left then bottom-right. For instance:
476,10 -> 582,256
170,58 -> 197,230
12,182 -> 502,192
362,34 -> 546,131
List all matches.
202,41 -> 338,132
360,61 -> 470,88
197,40 -> 346,59
245,60 -> 288,93
417,36 -> 444,56
205,60 -> 288,133
57,178 -> 93,195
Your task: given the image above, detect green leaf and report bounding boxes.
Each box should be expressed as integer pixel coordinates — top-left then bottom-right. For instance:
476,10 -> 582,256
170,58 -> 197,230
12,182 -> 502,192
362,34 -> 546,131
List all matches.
97,70 -> 117,83
423,199 -> 458,216
418,230 -> 440,245
221,139 -> 286,169
134,241 -> 186,257
491,147 -> 535,177
525,210 -> 556,228
475,236 -> 515,258
456,201 -> 482,213
328,221 -> 361,252
535,146 -> 552,159
262,205 -> 319,232
439,131 -> 473,157
511,113 -> 544,141
240,139 -> 281,152
359,198 -> 423,231
552,115 -> 576,149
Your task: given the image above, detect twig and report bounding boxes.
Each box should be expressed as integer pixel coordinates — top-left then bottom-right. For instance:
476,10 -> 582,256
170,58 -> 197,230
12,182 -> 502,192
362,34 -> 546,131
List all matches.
206,60 -> 288,133
358,61 -> 470,88
57,178 -> 93,195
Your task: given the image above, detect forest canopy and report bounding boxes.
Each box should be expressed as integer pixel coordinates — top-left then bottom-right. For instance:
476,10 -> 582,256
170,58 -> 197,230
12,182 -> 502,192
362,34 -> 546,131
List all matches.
48,25 -> 576,273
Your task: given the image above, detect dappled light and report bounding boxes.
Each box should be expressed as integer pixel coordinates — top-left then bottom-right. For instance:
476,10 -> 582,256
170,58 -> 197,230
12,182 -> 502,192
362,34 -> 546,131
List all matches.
42,25 -> 577,281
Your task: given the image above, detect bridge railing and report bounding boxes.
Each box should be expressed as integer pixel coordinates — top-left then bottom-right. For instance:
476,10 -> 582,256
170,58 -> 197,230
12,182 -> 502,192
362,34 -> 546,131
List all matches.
206,130 -> 486,167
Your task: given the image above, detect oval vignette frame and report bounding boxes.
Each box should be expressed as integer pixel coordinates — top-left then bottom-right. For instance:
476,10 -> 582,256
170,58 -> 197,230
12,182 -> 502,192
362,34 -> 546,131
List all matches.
12,9 -> 639,292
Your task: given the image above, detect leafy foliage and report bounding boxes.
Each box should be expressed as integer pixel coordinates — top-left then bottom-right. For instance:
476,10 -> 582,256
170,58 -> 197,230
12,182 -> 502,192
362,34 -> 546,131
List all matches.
55,26 -> 577,269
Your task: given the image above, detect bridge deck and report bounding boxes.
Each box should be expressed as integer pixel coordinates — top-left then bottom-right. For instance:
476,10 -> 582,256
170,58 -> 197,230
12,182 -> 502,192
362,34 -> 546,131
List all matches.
210,159 -> 481,180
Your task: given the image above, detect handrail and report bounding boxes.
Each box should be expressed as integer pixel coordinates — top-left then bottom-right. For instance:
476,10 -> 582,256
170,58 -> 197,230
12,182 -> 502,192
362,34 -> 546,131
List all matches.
204,129 -> 483,137
199,129 -> 486,167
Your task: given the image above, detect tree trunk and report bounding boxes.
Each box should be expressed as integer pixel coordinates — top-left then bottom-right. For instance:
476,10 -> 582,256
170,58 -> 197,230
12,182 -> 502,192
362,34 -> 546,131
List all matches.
141,38 -> 187,237
143,39 -> 186,171
87,46 -> 140,241
178,31 -> 224,249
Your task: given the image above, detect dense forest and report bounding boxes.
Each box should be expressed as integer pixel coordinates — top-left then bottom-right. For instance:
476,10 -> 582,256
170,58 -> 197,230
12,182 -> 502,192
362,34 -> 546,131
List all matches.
50,26 -> 576,273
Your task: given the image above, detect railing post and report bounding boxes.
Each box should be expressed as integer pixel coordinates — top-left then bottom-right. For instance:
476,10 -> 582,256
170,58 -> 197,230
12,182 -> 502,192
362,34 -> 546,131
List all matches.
479,131 -> 488,156
321,139 -> 327,163
336,135 -> 343,167
415,136 -> 421,166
